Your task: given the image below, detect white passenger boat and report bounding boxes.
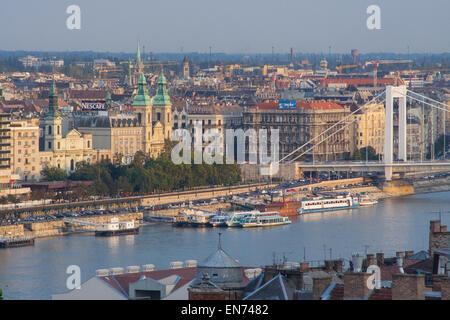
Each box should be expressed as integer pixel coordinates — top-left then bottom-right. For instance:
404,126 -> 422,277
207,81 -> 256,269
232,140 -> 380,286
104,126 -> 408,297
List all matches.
172,209 -> 216,227
358,194 -> 378,206
225,210 -> 260,227
209,215 -> 228,227
297,195 -> 360,214
240,211 -> 291,228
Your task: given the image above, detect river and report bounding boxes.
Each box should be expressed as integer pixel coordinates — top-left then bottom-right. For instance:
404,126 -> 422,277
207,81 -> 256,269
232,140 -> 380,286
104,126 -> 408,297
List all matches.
1,191 -> 449,300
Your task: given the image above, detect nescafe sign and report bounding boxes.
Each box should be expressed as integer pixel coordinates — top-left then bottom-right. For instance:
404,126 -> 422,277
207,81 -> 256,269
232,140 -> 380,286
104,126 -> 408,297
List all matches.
81,100 -> 106,111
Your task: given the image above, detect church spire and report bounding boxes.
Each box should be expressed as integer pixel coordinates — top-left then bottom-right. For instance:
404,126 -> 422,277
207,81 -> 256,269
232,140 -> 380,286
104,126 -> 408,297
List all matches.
46,78 -> 60,117
136,40 -> 143,72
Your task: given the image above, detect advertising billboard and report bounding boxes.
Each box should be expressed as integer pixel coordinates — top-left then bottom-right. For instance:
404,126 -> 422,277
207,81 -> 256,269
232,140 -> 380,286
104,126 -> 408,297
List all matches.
81,100 -> 106,111
278,100 -> 297,110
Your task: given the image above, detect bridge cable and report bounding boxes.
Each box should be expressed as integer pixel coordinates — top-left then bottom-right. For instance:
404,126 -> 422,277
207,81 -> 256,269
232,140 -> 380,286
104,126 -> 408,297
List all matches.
286,94 -> 387,164
278,90 -> 386,163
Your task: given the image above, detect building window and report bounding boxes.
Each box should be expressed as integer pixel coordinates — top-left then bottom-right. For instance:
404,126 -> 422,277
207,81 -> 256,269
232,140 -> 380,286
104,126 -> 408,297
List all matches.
48,142 -> 52,149
87,140 -> 90,148
48,126 -> 52,135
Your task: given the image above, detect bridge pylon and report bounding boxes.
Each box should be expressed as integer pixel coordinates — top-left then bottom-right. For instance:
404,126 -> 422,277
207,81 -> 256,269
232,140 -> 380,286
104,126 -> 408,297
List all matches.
385,85 -> 407,180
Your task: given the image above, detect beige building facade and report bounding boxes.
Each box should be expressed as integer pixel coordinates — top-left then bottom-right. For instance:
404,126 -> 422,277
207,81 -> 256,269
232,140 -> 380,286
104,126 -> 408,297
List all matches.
10,118 -> 41,181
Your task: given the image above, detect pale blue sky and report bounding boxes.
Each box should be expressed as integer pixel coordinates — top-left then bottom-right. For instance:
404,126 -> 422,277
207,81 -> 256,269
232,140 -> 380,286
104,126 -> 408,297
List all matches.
0,0 -> 449,53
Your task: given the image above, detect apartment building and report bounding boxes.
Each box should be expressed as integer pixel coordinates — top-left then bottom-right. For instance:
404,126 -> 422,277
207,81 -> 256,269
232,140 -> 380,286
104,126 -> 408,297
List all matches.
10,118 -> 41,181
243,100 -> 350,161
349,102 -> 385,157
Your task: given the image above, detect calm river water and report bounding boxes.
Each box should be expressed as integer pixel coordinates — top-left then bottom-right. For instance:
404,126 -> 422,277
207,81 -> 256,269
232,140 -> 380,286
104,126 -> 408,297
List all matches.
1,191 -> 450,300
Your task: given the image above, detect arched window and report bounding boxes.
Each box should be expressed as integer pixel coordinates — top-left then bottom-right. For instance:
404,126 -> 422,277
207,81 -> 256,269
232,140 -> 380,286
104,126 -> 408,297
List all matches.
57,126 -> 60,135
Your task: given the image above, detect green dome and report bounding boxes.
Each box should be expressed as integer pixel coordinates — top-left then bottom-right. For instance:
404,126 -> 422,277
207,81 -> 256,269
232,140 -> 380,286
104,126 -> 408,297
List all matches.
132,73 -> 152,106
152,72 -> 171,106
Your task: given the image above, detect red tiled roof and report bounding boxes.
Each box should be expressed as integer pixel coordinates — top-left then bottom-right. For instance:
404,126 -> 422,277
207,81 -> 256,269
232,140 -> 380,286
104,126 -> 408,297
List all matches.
297,101 -> 344,110
319,78 -> 402,87
98,266 -> 253,298
329,283 -> 344,300
380,260 -> 418,281
99,267 -> 197,298
69,90 -> 107,100
251,100 -> 344,111
251,101 -> 279,110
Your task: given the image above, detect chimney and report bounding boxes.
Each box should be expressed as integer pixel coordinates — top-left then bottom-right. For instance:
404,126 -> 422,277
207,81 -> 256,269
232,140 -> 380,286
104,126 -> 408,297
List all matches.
396,252 -> 405,273
376,253 -> 384,267
366,254 -> 376,267
334,259 -> 344,273
300,262 -> 310,272
430,220 -> 441,234
312,275 -> 332,300
351,254 -> 364,272
392,274 -> 425,300
324,260 -> 334,272
343,273 -> 372,299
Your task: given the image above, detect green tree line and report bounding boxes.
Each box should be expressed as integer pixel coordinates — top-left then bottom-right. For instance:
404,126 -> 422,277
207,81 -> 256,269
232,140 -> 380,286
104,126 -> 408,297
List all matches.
41,150 -> 241,197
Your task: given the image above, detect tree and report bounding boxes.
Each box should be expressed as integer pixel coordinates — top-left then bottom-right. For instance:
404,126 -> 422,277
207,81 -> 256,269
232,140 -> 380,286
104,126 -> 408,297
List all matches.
351,146 -> 379,161
41,166 -> 67,181
431,134 -> 450,159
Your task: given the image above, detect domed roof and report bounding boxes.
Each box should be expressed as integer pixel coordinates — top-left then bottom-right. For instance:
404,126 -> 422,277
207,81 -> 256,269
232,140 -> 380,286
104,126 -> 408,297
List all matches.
199,247 -> 241,268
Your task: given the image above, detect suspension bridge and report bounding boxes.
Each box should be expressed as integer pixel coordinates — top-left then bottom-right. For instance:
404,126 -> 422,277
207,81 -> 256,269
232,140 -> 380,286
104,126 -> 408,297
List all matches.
277,86 -> 450,182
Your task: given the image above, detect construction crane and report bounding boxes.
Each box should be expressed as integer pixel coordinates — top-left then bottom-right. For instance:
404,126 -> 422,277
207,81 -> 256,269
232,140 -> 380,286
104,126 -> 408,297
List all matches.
93,65 -> 123,81
363,59 -> 413,87
335,64 -> 359,74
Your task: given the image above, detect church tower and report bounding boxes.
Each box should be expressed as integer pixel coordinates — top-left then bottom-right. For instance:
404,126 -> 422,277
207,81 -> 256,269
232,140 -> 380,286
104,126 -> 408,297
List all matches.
132,73 -> 153,154
152,72 -> 172,140
0,83 -> 4,101
133,40 -> 144,88
41,79 -> 63,152
182,56 -> 190,79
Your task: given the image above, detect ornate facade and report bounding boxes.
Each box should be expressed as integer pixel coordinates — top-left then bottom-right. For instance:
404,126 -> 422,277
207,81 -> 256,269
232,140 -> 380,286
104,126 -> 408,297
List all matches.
39,80 -> 94,172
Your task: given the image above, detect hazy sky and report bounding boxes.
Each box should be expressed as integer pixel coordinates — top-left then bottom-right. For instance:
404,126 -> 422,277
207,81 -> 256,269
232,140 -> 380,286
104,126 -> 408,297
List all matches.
1,0 -> 449,54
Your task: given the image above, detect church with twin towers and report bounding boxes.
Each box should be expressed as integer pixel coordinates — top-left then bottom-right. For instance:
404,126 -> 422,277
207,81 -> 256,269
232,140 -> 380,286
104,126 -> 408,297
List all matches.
44,42 -> 173,171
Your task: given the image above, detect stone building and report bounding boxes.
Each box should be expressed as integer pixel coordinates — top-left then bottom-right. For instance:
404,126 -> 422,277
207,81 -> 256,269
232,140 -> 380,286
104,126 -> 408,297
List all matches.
9,118 -> 41,181
39,80 -> 94,173
75,73 -> 168,163
243,100 -> 350,161
349,102 -> 385,157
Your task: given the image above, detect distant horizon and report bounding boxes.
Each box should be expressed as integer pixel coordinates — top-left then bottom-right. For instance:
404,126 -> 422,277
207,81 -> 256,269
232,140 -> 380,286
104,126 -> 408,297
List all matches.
1,1 -> 448,53
1,49 -> 449,56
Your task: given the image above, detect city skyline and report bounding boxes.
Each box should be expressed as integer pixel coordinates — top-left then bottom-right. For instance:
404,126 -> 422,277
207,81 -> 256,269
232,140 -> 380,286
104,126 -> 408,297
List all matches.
0,0 -> 449,54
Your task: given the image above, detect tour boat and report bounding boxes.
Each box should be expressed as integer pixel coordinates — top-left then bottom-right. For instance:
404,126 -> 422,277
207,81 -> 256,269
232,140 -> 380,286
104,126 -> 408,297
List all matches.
358,194 -> 378,206
208,215 -> 228,227
95,218 -> 139,236
297,195 -> 360,214
239,211 -> 292,228
225,210 -> 260,227
172,209 -> 216,227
